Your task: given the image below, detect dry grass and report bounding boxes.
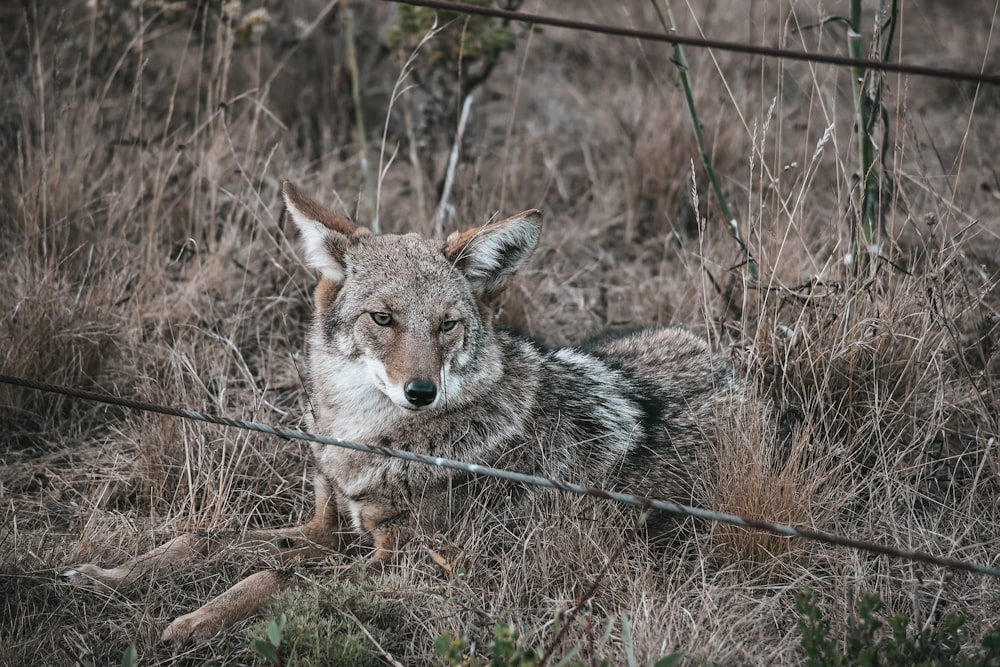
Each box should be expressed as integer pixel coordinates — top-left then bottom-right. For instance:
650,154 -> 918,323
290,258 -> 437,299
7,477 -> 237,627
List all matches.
1,1 -> 998,665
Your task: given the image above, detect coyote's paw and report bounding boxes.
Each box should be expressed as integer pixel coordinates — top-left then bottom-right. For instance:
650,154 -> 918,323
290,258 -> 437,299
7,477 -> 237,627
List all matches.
59,564 -> 124,591
161,608 -> 226,644
161,569 -> 295,643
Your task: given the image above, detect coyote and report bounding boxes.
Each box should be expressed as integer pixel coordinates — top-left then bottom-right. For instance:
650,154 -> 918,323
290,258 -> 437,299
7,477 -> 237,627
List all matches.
61,181 -> 741,642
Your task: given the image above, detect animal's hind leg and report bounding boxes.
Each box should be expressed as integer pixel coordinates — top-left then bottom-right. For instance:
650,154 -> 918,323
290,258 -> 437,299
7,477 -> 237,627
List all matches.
160,569 -> 295,643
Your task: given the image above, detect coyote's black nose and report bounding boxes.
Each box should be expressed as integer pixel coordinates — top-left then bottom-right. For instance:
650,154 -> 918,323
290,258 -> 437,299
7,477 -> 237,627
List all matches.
404,380 -> 437,407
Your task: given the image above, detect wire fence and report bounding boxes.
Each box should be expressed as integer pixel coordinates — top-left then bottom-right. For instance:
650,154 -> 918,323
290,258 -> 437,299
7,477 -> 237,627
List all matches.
383,0 -> 1000,86
2,372 -> 998,579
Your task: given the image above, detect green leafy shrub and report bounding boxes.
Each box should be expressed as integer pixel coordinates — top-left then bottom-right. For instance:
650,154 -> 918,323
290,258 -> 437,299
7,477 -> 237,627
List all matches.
796,589 -> 1000,666
435,623 -> 542,667
434,618 -> 684,667
388,0 -> 518,69
249,580 -> 409,667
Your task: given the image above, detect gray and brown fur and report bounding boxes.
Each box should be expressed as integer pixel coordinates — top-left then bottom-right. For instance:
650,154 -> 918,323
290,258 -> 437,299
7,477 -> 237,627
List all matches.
61,181 -> 741,642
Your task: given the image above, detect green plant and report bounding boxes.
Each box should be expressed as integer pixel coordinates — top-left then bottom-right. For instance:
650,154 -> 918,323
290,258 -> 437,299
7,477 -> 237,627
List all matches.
797,589 -> 840,665
388,0 -> 520,80
845,0 -> 894,273
249,581 -> 408,667
121,644 -> 138,667
434,618 -> 684,667
796,589 -> 1000,666
76,644 -> 138,667
254,613 -> 286,667
435,623 -> 543,667
796,1 -> 897,273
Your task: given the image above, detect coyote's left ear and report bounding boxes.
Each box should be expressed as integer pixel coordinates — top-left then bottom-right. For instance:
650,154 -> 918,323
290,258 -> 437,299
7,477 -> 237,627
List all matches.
445,210 -> 542,296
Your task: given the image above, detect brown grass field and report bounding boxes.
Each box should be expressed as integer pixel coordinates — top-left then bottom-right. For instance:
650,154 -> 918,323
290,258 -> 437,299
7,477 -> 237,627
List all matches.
2,1 -> 999,665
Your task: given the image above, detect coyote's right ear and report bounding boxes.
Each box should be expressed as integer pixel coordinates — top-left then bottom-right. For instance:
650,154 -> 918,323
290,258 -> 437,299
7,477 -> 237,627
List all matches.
282,180 -> 369,284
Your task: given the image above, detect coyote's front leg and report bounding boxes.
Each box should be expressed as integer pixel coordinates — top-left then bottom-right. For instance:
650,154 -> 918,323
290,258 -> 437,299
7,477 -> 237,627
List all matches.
153,516 -> 412,642
160,569 -> 296,643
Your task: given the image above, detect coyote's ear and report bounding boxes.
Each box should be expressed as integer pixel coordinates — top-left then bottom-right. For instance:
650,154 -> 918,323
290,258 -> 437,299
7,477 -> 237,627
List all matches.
282,180 -> 368,284
445,210 -> 542,296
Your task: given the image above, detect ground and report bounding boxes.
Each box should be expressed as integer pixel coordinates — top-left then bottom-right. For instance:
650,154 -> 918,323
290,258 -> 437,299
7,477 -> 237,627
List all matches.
1,1 -> 998,665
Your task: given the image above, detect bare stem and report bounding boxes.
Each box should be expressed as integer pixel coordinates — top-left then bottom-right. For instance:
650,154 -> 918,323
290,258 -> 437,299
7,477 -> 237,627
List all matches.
652,0 -> 758,282
433,93 -> 474,239
345,4 -> 378,230
848,0 -> 879,272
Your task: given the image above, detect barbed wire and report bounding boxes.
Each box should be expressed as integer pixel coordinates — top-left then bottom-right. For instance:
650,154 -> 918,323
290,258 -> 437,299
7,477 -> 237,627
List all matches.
2,371 -> 998,579
383,0 -> 1000,87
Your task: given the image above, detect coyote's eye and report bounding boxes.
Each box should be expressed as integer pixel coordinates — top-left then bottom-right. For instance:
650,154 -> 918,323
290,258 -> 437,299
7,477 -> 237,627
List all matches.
440,319 -> 459,333
370,312 -> 394,327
